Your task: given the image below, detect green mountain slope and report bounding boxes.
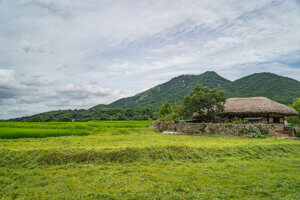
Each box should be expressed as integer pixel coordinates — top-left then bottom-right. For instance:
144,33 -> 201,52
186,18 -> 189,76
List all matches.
219,72 -> 300,104
91,71 -> 230,109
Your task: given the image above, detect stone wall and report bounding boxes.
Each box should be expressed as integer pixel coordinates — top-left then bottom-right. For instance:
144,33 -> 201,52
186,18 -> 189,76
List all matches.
284,126 -> 295,136
152,122 -> 277,136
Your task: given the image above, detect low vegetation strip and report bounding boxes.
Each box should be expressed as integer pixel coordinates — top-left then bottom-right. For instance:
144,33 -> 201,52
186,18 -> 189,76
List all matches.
0,128 -> 90,139
1,143 -> 298,166
0,121 -> 152,139
0,121 -> 152,130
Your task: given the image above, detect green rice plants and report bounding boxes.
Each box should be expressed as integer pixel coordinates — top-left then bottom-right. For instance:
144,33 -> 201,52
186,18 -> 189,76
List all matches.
111,128 -> 129,135
0,128 -> 89,139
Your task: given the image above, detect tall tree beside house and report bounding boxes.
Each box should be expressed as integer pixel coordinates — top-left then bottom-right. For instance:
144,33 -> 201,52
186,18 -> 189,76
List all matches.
160,102 -> 173,116
182,84 -> 226,122
286,98 -> 300,125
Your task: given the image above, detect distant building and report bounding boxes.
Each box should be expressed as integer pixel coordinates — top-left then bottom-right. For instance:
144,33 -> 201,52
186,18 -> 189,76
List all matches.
221,97 -> 298,133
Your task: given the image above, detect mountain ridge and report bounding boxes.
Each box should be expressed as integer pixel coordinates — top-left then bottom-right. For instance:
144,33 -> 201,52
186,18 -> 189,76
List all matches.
91,71 -> 230,110
91,71 -> 300,110
219,72 -> 300,104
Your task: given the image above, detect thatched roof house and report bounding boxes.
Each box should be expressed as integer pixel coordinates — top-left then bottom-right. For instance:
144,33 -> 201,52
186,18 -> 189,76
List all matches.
222,97 -> 298,116
221,97 -> 298,133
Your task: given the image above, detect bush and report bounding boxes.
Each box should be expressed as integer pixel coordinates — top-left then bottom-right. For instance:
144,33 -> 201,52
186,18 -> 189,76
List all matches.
199,124 -> 206,134
286,98 -> 300,125
240,125 -> 268,138
158,113 -> 179,123
231,117 -> 248,124
294,127 -> 300,137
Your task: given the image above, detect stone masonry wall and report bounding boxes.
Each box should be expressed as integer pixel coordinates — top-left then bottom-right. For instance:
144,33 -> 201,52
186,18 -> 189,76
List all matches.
284,126 -> 295,137
152,122 -> 277,136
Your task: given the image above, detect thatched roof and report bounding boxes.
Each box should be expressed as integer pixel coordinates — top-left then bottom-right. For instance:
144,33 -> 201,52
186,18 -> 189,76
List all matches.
222,97 -> 298,116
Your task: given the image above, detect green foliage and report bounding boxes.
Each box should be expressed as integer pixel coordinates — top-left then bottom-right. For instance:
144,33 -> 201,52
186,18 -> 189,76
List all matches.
158,113 -> 179,122
240,125 -> 268,138
230,117 -> 248,124
199,124 -> 207,134
286,98 -> 300,125
57,115 -> 72,122
294,126 -> 300,137
182,84 -> 226,122
10,108 -> 157,122
159,102 -> 173,116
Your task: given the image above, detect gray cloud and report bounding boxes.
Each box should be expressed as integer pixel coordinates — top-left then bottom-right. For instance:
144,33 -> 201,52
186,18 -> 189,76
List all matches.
0,69 -> 26,98
56,84 -> 113,99
21,76 -> 55,87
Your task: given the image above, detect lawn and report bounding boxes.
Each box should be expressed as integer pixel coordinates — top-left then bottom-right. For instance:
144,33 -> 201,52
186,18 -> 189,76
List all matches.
0,121 -> 299,199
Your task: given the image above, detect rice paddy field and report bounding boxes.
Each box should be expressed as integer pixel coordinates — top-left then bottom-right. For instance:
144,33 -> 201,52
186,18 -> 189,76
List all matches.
0,121 -> 299,199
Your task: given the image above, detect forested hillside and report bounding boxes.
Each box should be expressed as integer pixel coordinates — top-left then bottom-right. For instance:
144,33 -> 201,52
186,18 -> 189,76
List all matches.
219,72 -> 300,104
92,71 -> 230,109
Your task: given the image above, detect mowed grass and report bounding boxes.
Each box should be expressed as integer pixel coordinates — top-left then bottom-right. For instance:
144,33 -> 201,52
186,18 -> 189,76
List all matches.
0,121 -> 299,199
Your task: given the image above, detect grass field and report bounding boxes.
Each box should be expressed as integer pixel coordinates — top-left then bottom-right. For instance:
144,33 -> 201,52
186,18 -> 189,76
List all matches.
0,121 -> 299,199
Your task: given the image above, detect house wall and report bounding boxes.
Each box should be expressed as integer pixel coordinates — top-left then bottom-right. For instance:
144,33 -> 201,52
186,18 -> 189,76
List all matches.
223,114 -> 285,133
242,117 -> 268,123
273,123 -> 284,133
268,115 -> 284,133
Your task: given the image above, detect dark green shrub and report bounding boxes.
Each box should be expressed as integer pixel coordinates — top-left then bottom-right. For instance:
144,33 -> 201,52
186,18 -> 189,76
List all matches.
239,126 -> 268,138
199,124 -> 206,134
294,127 -> 300,137
158,113 -> 179,123
208,127 -> 216,134
231,117 -> 248,124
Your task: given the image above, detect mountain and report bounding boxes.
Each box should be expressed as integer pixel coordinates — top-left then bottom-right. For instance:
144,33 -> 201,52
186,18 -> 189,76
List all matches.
92,71 -> 299,110
10,71 -> 300,122
219,72 -> 300,104
91,71 -> 230,110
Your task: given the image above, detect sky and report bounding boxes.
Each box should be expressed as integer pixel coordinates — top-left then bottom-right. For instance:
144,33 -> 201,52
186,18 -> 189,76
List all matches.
0,0 -> 300,119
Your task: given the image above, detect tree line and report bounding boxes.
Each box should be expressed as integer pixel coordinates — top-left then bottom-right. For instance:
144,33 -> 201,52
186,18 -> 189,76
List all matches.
11,107 -> 159,122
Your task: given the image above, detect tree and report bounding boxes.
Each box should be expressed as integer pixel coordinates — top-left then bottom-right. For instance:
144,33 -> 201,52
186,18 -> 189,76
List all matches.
286,98 -> 300,125
116,113 -> 127,120
29,115 -> 44,122
57,115 -> 72,122
182,84 -> 226,122
160,102 -> 173,116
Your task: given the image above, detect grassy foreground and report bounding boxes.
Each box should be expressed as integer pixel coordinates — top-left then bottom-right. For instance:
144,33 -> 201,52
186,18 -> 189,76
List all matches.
0,121 -> 299,199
